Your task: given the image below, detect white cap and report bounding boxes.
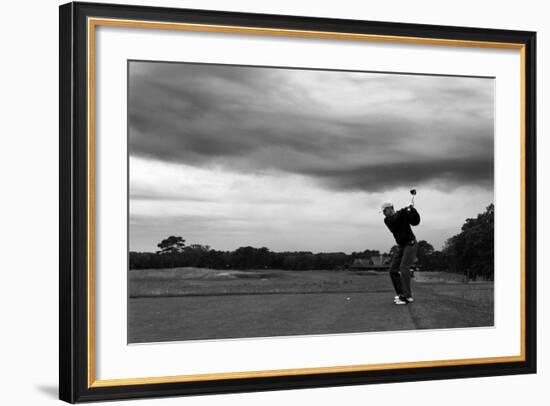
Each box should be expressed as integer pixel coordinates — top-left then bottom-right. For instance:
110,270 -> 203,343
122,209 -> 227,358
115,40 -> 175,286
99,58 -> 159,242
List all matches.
381,202 -> 394,210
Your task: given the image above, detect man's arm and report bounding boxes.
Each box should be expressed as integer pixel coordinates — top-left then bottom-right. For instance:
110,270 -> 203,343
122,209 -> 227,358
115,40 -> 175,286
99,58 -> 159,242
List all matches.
406,206 -> 421,226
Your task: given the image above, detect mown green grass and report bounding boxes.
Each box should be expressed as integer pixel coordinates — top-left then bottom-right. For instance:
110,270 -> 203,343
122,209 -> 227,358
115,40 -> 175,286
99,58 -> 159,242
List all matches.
129,267 -> 389,297
128,269 -> 494,343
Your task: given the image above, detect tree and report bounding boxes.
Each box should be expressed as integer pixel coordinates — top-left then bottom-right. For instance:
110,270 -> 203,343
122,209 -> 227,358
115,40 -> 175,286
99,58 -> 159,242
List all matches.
416,240 -> 434,267
423,250 -> 447,271
443,204 -> 494,280
388,245 -> 399,258
156,236 -> 185,254
351,249 -> 380,260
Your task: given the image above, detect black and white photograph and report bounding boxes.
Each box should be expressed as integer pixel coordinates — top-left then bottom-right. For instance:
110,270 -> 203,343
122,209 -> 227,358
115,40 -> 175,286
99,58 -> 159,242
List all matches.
128,60 -> 495,344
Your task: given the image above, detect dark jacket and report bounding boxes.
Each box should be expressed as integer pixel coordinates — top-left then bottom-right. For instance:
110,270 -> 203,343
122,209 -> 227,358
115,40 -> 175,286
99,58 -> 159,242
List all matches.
384,206 -> 421,246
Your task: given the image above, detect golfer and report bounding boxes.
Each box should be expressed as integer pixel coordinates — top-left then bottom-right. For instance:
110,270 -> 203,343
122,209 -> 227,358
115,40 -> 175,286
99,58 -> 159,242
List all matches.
381,202 -> 421,305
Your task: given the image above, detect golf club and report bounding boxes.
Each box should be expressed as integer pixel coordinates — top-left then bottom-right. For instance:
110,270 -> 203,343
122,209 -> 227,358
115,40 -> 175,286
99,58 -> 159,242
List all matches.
410,189 -> 417,207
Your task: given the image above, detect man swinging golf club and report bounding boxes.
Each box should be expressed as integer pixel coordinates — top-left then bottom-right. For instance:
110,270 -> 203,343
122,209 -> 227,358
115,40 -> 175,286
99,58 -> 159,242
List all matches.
381,189 -> 421,305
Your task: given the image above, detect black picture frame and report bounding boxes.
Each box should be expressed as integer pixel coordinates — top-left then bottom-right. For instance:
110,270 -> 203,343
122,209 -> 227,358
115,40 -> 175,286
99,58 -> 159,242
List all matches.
59,1 -> 537,403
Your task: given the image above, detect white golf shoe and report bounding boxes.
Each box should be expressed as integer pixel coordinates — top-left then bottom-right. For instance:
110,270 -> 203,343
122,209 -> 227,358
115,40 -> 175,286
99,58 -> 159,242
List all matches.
394,295 -> 414,305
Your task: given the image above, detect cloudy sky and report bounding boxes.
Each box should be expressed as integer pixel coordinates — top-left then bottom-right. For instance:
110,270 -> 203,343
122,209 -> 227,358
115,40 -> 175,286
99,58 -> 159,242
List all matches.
129,61 -> 494,253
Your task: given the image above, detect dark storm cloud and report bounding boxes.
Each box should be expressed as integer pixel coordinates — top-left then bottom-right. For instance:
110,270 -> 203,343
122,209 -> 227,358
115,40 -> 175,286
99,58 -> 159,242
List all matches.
129,61 -> 494,193
301,157 -> 493,191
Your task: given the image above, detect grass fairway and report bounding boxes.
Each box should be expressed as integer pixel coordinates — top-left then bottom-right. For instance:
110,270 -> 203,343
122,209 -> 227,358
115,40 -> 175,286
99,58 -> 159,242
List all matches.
128,268 -> 493,343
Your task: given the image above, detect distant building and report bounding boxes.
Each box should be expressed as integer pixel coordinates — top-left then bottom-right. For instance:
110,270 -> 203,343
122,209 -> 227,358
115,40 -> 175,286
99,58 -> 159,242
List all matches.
350,255 -> 389,270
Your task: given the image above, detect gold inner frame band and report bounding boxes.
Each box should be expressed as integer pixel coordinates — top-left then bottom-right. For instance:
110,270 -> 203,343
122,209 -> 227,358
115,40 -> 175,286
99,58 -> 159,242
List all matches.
86,16 -> 527,388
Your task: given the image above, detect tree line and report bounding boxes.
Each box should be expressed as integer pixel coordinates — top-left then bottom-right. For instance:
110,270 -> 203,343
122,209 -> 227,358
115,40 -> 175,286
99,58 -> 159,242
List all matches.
443,203 -> 494,280
129,204 -> 494,280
